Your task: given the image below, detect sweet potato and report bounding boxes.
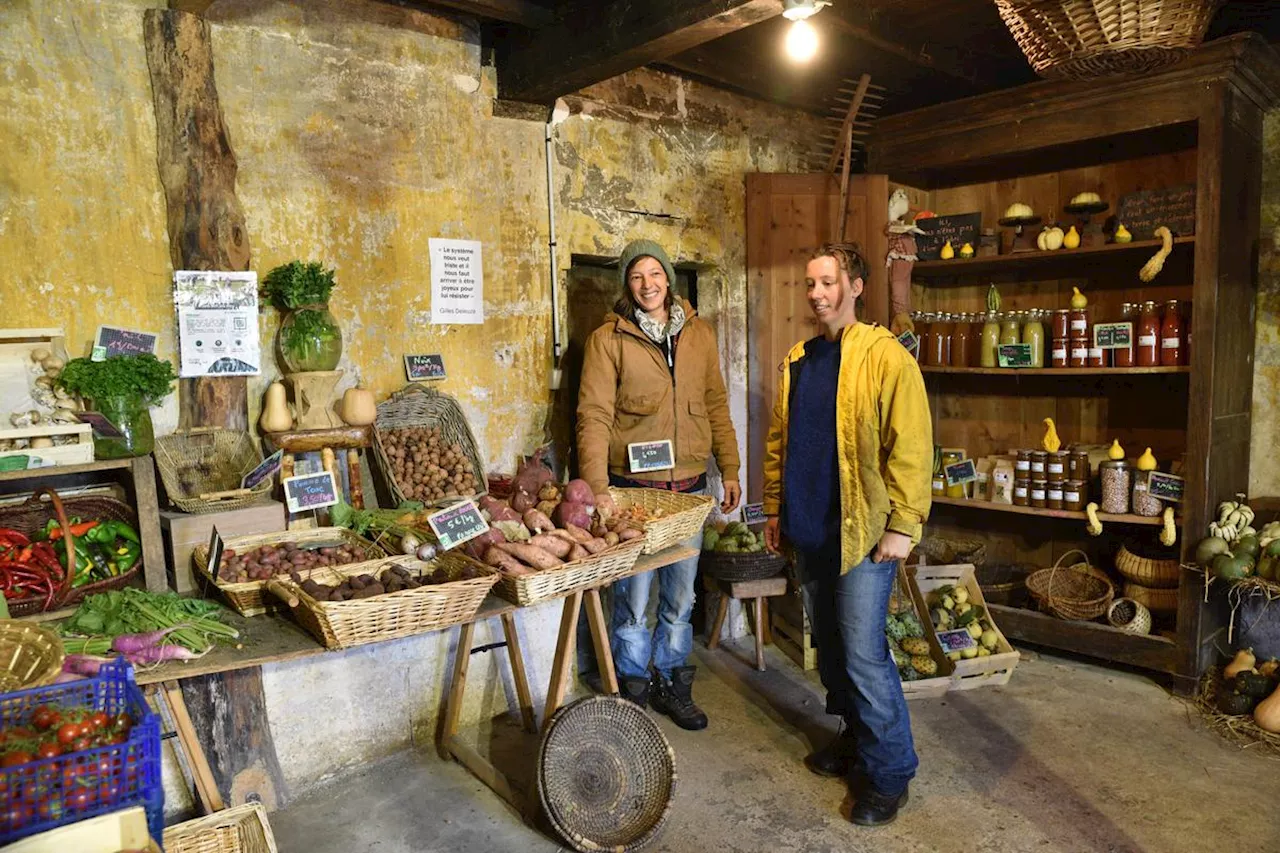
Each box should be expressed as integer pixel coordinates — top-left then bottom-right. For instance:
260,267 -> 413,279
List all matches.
524,508 -> 555,534
567,544 -> 590,562
553,501 -> 591,530
511,490 -> 536,513
581,537 -> 608,554
604,531 -> 620,547
564,479 -> 595,506
484,546 -> 529,575
497,541 -> 564,570
561,523 -> 594,544
547,529 -> 577,543
488,504 -> 522,523
617,527 -> 643,542
529,534 -> 572,558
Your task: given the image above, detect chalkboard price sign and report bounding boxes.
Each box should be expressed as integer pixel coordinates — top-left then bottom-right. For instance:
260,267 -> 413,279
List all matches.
627,440 -> 674,474
897,330 -> 919,354
1094,322 -> 1133,350
944,458 -> 978,487
95,325 -> 158,358
1117,184 -> 1195,241
75,411 -> 125,439
427,500 -> 490,551
206,526 -> 225,581
997,344 -> 1033,368
742,503 -> 767,525
283,471 -> 340,513
241,449 -> 284,490
404,354 -> 446,381
915,212 -> 982,261
1147,472 -> 1184,503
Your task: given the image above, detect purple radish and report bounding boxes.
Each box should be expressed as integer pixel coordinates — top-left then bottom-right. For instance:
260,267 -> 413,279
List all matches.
111,626 -> 190,655
52,672 -> 87,684
63,654 -> 115,676
125,644 -> 208,664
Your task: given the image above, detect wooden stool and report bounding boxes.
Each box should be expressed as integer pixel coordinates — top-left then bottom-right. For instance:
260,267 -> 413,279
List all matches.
706,575 -> 788,671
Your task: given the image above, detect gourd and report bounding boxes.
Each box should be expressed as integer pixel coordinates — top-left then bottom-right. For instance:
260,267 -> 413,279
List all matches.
1070,191 -> 1101,206
1041,418 -> 1060,453
1258,658 -> 1280,678
1136,447 -> 1157,472
1004,202 -> 1034,219
958,242 -> 974,259
1063,225 -> 1081,249
1084,502 -> 1103,537
1218,689 -> 1257,716
339,387 -> 377,426
1139,226 -> 1173,282
1235,671 -> 1274,699
1070,286 -> 1088,309
940,240 -> 955,260
1159,506 -> 1177,547
1113,224 -> 1133,244
259,382 -> 293,433
1107,439 -> 1125,461
1254,682 -> 1280,733
1224,647 -> 1256,680
1037,227 -> 1064,251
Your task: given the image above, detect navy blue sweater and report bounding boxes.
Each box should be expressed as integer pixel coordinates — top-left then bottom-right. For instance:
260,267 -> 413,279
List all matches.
782,335 -> 842,551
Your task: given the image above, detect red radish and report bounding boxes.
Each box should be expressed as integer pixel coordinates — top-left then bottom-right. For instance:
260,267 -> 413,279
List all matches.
62,654 -> 115,676
111,626 -> 191,655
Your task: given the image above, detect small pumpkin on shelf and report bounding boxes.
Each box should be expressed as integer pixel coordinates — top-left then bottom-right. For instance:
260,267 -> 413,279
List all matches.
1224,647 -> 1256,680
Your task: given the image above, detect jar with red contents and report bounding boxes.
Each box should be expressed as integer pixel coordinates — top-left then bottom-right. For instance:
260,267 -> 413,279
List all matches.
1161,299 -> 1183,366
1113,302 -> 1135,368
1051,339 -> 1068,368
1069,339 -> 1089,368
1051,309 -> 1070,340
1136,300 -> 1161,367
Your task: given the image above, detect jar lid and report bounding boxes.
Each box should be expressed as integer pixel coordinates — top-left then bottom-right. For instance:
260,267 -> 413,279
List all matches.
1064,479 -> 1085,486
1049,450 -> 1069,458
1030,449 -> 1048,457
1099,459 -> 1130,470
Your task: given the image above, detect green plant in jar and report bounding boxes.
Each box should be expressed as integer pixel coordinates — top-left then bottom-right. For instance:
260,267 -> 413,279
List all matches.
262,260 -> 343,372
56,354 -> 176,458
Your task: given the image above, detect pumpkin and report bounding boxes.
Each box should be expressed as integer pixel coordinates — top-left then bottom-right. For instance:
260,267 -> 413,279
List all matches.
1258,658 -> 1279,678
1224,647 -> 1257,680
1036,226 -> 1064,251
1235,671 -> 1275,699
1218,689 -> 1257,716
1254,682 -> 1280,733
259,381 -> 292,434
1212,553 -> 1253,582
339,387 -> 376,426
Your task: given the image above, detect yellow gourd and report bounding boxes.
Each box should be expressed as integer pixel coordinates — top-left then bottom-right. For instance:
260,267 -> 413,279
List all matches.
1070,286 -> 1088,309
1084,502 -> 1103,536
1224,647 -> 1256,680
1159,506 -> 1177,547
339,387 -> 377,426
1136,448 -> 1157,472
1063,226 -> 1081,249
1113,224 -> 1133,244
958,242 -> 974,259
940,240 -> 955,260
1041,418 -> 1061,453
259,382 -> 292,434
1256,682 -> 1280,733
1107,439 -> 1125,461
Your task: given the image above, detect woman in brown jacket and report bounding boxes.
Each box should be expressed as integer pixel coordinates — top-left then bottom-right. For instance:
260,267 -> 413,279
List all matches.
577,238 -> 741,730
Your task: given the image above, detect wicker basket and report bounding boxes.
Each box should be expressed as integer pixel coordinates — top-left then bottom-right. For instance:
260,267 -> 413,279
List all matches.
491,538 -> 645,607
1027,550 -> 1114,620
917,535 -> 987,567
609,488 -> 715,555
370,384 -> 486,508
193,527 -> 389,616
995,0 -> 1220,81
1107,598 -> 1153,634
1123,581 -> 1179,614
0,489 -> 142,616
0,620 -> 64,692
1114,544 -> 1180,588
700,549 -> 787,583
163,802 -> 278,853
266,553 -> 498,650
155,428 -> 274,514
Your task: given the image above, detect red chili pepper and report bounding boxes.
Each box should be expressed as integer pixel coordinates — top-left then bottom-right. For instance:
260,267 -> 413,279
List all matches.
0,528 -> 30,545
46,521 -> 98,541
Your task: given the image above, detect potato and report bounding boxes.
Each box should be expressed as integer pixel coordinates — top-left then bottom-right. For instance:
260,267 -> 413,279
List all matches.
604,531 -> 620,547
617,527 -> 643,542
561,523 -> 594,545
523,509 -> 554,534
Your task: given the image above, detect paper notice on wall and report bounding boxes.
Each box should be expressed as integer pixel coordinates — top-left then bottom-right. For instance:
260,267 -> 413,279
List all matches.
429,238 -> 484,325
174,270 -> 261,377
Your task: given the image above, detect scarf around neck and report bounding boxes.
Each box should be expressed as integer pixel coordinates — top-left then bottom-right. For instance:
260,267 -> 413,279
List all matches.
635,301 -> 686,346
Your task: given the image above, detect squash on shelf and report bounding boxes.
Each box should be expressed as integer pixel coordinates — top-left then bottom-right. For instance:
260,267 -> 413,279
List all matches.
1254,681 -> 1280,733
339,387 -> 376,426
259,381 -> 293,434
1224,648 -> 1256,680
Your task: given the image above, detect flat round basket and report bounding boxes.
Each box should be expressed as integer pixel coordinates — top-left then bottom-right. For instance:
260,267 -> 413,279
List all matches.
0,620 -> 64,692
1027,550 -> 1113,620
700,549 -> 786,583
1114,544 -> 1180,589
155,428 -> 274,514
995,0 -> 1220,81
539,695 -> 676,853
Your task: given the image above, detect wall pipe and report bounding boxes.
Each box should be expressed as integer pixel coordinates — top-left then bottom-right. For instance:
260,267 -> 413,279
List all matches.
545,119 -> 563,388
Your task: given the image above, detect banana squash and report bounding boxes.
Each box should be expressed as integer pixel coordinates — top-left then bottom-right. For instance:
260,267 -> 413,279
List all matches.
1254,682 -> 1280,733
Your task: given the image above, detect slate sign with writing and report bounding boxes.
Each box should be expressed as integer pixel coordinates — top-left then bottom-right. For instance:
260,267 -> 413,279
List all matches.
944,458 -> 978,487
1117,184 -> 1195,241
1147,472 -> 1184,503
1094,322 -> 1133,350
742,503 -> 767,525
997,344 -> 1034,368
241,449 -> 283,490
404,354 -> 446,381
75,411 -> 125,439
915,212 -> 982,261
427,500 -> 489,551
628,440 -> 674,474
283,471 -> 339,513
206,526 -> 225,581
95,326 -> 158,358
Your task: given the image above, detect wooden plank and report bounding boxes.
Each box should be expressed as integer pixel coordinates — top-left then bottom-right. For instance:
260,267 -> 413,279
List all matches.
912,236 -> 1196,279
724,576 -> 788,599
707,595 -> 729,650
439,620 -> 476,759
500,612 -> 537,733
582,587 -> 617,695
931,495 -> 1167,527
443,739 -> 528,815
827,14 -> 992,86
263,426 -> 373,453
542,591 -> 582,732
988,604 -> 1178,671
921,366 -> 1191,377
131,457 -> 168,592
498,0 -> 782,104
415,0 -> 555,27
159,681 -> 226,812
754,596 -> 766,671
0,458 -> 132,484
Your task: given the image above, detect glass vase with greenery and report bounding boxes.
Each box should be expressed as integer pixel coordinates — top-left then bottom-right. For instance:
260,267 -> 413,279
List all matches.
57,354 -> 177,459
262,260 -> 343,372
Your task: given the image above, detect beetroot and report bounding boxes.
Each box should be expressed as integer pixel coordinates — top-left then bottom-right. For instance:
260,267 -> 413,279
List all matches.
488,503 -> 522,523
564,479 -> 595,506
552,501 -> 591,530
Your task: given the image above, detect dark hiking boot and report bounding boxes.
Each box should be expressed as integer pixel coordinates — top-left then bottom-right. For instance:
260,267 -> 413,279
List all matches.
849,785 -> 909,827
649,666 -> 709,730
804,724 -> 858,778
619,675 -> 650,707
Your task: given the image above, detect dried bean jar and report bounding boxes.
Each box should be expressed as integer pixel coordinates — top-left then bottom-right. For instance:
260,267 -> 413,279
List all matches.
1099,459 -> 1131,515
1132,470 -> 1164,517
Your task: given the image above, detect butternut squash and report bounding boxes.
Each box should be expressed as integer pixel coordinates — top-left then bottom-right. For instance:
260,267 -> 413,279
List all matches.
259,381 -> 292,433
1224,647 -> 1256,680
1253,681 -> 1280,733
339,387 -> 376,426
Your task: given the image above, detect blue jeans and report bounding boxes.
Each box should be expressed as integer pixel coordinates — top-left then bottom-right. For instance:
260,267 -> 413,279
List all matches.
797,540 -> 918,795
611,537 -> 699,680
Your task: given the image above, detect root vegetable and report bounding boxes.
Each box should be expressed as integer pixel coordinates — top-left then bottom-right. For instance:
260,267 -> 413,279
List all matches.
484,546 -> 529,575
538,482 -> 561,502
524,509 -> 554,534
561,523 -> 594,544
564,479 -> 595,506
617,528 -> 643,542
511,490 -> 536,513
581,538 -> 608,554
553,501 -> 591,531
604,532 -> 620,547
567,544 -> 590,562
488,504 -> 522,523
529,534 -> 572,558
535,500 -> 559,519
496,541 -> 564,570
494,520 -> 530,542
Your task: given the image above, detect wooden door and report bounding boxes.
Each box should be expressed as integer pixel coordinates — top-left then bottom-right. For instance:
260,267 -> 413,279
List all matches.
744,173 -> 889,501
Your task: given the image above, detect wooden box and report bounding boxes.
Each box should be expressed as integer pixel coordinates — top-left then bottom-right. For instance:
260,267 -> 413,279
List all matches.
768,586 -> 817,671
913,563 -> 1019,690
161,501 -> 287,593
6,806 -> 160,853
0,423 -> 94,468
0,328 -> 93,468
899,564 -> 957,700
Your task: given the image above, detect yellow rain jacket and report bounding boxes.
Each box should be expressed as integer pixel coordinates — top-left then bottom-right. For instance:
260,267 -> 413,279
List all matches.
762,322 -> 933,572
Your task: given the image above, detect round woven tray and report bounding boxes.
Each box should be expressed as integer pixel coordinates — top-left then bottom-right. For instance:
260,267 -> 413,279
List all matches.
155,428 -> 273,514
1027,550 -> 1113,620
1114,544 -> 1180,589
700,549 -> 786,583
539,695 -> 676,853
0,620 -> 64,692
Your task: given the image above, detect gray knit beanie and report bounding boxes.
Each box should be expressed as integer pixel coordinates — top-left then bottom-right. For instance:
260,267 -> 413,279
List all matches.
618,239 -> 676,290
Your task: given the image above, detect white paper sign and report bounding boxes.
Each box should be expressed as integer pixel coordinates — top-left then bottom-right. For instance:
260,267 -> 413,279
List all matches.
429,238 -> 484,324
174,270 -> 261,377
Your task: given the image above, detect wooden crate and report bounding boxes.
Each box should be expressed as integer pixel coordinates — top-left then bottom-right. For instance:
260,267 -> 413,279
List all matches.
768,586 -> 816,670
914,563 -> 1019,690
7,806 -> 160,853
0,328 -> 93,468
0,423 -> 94,467
899,564 -> 958,699
161,501 -> 288,593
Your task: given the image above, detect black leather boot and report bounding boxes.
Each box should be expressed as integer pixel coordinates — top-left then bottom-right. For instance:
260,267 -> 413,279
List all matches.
649,666 -> 709,730
849,785 -> 909,827
619,675 -> 650,707
803,723 -> 858,778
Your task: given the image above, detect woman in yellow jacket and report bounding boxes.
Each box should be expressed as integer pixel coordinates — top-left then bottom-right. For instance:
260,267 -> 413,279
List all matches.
762,243 -> 932,827
577,239 -> 741,730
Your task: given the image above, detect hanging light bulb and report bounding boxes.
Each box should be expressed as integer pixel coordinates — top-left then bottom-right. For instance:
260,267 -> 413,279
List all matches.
785,18 -> 819,63
782,0 -> 830,21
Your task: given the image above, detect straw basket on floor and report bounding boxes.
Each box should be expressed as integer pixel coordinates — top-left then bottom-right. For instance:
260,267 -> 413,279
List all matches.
1114,544 -> 1181,588
995,0 -> 1221,80
154,428 -> 273,514
0,621 -> 64,692
1027,550 -> 1114,620
1123,581 -> 1179,614
163,802 -> 277,853
609,488 -> 714,554
370,384 -> 486,508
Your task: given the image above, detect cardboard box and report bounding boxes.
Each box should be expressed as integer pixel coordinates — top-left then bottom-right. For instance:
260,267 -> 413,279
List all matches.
161,501 -> 287,592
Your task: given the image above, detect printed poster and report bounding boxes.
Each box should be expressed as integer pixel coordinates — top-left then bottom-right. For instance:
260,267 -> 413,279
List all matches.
429,238 -> 484,325
174,270 -> 261,378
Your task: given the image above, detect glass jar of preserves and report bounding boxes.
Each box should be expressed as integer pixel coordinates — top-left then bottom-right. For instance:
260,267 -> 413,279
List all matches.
1069,339 -> 1089,368
1030,478 -> 1048,508
1022,310 -> 1045,368
1068,449 -> 1091,480
1137,300 -> 1161,367
1069,306 -> 1090,339
1029,450 -> 1047,476
1099,459 -> 1131,514
928,312 -> 953,367
941,448 -> 967,498
1087,345 -> 1106,368
1046,451 -> 1068,482
1161,299 -> 1183,366
1052,308 -> 1070,340
1132,469 -> 1163,517
1015,449 -> 1032,476
980,312 -> 1001,368
931,450 -> 946,497
1063,479 -> 1086,511
1046,482 -> 1064,510
915,313 -> 933,364
1051,338 -> 1068,368
999,312 -> 1021,347
1013,477 -> 1030,507
951,312 -> 972,368
1113,302 -> 1135,368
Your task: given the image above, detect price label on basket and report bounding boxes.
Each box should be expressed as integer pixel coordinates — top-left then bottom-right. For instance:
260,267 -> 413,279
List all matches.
206,526 -> 225,580
936,628 -> 977,653
627,440 -> 674,474
283,471 -> 340,513
241,448 -> 284,490
742,503 -> 767,525
427,500 -> 489,551
1147,471 -> 1184,502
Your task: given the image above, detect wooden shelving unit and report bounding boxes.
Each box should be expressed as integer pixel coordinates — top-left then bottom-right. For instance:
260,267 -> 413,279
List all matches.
930,496 -> 1167,527
868,35 -> 1280,689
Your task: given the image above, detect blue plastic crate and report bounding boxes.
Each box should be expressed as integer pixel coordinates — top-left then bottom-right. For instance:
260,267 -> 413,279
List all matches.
0,658 -> 164,845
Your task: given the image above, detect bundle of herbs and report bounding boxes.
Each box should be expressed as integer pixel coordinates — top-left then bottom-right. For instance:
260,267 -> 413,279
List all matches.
57,354 -> 177,407
60,587 -> 239,666
263,260 -> 342,371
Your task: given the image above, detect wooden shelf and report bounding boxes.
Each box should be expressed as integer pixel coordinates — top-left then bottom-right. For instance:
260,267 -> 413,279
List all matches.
912,235 -> 1195,280
931,496 -> 1167,527
921,366 -> 1191,377
988,604 -> 1178,671
0,457 -> 133,483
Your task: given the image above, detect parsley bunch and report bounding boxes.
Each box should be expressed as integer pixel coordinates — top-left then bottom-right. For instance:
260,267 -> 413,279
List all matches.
261,260 -> 337,310
58,354 -> 177,406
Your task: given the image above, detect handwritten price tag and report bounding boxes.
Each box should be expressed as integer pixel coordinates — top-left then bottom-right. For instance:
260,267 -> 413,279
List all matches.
242,449 -> 284,490
427,500 -> 489,551
283,472 -> 339,513
627,440 -> 674,474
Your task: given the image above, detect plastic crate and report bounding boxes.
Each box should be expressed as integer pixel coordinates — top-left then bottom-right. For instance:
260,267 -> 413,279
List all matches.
0,659 -> 163,846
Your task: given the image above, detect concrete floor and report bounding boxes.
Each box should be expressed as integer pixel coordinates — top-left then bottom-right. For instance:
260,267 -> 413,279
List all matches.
271,642 -> 1280,853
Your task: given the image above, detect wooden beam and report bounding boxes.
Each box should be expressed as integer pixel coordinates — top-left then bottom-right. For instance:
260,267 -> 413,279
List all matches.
417,0 -> 554,28
499,0 -> 783,105
827,15 -> 987,86
168,0 -> 216,14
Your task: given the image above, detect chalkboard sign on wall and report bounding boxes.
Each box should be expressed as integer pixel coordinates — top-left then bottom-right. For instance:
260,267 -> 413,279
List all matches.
1117,184 -> 1195,241
95,326 -> 158,358
914,213 -> 982,261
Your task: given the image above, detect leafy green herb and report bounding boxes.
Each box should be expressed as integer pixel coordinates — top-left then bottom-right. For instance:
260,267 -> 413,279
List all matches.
262,260 -> 337,309
280,307 -> 341,369
60,587 -> 238,653
57,354 -> 177,406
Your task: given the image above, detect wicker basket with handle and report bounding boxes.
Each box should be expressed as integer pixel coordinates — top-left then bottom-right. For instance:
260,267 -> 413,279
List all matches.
609,488 -> 715,555
1027,549 -> 1114,620
370,384 -> 487,508
0,620 -> 64,693
995,0 -> 1220,81
266,552 -> 497,650
491,538 -> 645,607
163,801 -> 278,853
154,428 -> 274,514
193,527 -> 389,617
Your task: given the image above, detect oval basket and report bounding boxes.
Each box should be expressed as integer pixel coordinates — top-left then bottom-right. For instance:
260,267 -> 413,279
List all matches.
1123,581 -> 1179,614
1027,550 -> 1114,620
154,428 -> 274,514
609,488 -> 714,555
1114,544 -> 1180,588
539,695 -> 676,853
370,384 -> 486,508
1107,598 -> 1153,635
700,549 -> 786,583
0,620 -> 64,693
490,539 -> 644,608
994,0 -> 1221,81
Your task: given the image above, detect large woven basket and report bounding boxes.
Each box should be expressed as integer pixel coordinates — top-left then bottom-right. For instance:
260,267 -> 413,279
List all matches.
371,384 -> 486,508
0,489 -> 142,616
266,553 -> 498,650
1123,581 -> 1179,614
609,488 -> 715,555
491,538 -> 644,607
700,549 -> 787,583
1027,550 -> 1114,620
163,802 -> 277,853
193,527 -> 388,616
155,428 -> 274,514
1114,544 -> 1180,588
917,534 -> 987,567
0,620 -> 64,692
995,0 -> 1221,80
539,695 -> 676,853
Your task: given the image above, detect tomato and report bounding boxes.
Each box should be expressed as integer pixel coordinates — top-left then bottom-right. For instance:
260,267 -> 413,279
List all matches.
113,713 -> 133,732
36,742 -> 61,760
3,804 -> 33,830
65,788 -> 91,812
37,797 -> 64,822
31,705 -> 58,731
56,723 -> 80,746
89,712 -> 110,732
97,781 -> 121,805
71,737 -> 91,752
7,726 -> 36,740
1,751 -> 33,768
75,721 -> 94,738
104,732 -> 127,746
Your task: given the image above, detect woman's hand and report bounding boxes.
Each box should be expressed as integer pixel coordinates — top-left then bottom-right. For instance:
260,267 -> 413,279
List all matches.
720,480 -> 741,513
763,516 -> 781,553
872,531 -> 912,564
594,492 -> 617,520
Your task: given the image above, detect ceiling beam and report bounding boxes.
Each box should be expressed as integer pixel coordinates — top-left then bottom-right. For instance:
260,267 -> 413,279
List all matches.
827,15 -> 993,86
498,0 -> 784,105
658,44 -> 829,114
418,0 -> 554,28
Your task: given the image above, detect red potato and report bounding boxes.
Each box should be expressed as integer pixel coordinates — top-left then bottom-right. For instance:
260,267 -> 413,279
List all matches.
563,479 -> 595,506
529,534 -> 572,558
496,541 -> 564,570
484,546 -> 530,575
552,501 -> 591,530
561,523 -> 594,545
524,508 -> 554,534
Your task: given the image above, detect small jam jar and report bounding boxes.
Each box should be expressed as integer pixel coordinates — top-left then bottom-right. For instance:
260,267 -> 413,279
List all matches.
1030,478 -> 1048,508
1046,482 -> 1065,510
1051,309 -> 1070,340
1087,346 -> 1106,368
1063,479 -> 1086,511
1069,306 -> 1090,338
1069,449 -> 1091,481
1029,450 -> 1047,476
1069,340 -> 1089,368
1013,477 -> 1030,507
1051,339 -> 1068,368
1015,449 -> 1032,476
1046,451 -> 1068,483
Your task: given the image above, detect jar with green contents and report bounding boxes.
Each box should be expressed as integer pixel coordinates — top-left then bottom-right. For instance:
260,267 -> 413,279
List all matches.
999,311 -> 1022,347
1021,309 -> 1046,368
931,448 -> 946,497
979,311 -> 1001,367
941,448 -> 967,498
